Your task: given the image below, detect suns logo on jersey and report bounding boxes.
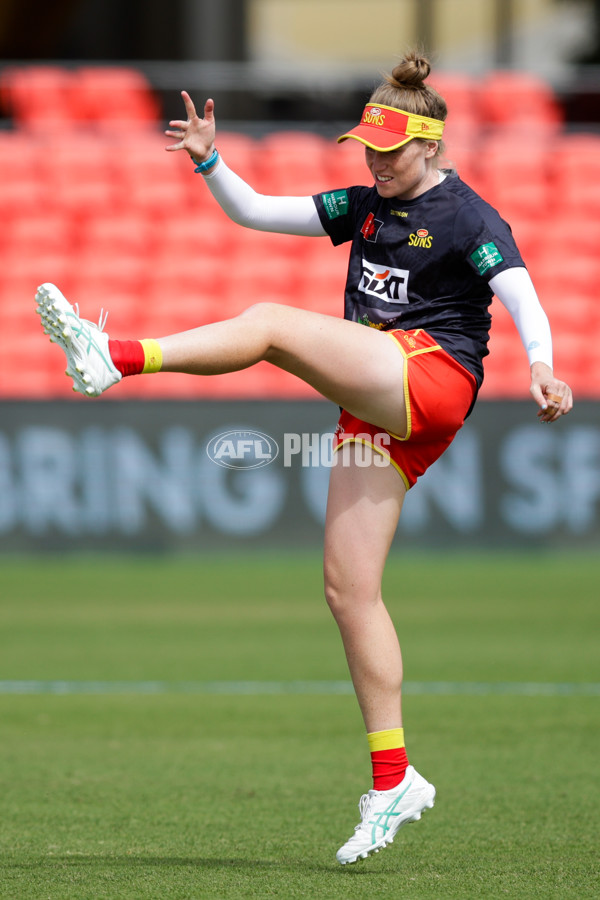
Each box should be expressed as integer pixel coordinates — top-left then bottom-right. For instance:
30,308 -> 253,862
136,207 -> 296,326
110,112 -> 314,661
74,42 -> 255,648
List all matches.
408,228 -> 433,248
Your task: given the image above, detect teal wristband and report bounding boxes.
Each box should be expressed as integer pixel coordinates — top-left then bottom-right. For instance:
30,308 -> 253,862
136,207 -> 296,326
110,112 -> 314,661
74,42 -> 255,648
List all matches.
193,148 -> 219,173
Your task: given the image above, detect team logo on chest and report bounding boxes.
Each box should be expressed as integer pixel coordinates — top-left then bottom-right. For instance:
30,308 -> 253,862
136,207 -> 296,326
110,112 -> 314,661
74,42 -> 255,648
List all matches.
408,228 -> 433,248
359,259 -> 409,304
361,212 -> 384,242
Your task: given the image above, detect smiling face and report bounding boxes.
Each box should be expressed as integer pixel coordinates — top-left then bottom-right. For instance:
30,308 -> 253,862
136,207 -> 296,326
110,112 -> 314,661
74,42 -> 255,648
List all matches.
365,139 -> 440,201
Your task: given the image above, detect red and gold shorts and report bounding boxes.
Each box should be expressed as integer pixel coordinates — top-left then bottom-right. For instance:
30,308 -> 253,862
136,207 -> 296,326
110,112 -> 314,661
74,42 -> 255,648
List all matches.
333,328 -> 477,489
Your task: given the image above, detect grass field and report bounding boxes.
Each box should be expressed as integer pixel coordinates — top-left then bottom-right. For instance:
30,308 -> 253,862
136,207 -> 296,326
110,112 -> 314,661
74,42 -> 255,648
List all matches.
0,552 -> 598,899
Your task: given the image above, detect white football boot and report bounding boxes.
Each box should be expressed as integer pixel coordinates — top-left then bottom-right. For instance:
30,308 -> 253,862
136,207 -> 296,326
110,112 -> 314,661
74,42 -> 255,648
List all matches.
36,282 -> 122,397
336,766 -> 436,865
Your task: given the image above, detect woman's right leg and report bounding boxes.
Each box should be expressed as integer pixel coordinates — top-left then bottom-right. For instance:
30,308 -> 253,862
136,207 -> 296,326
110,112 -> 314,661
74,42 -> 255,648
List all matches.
323,451 -> 406,732
325,452 -> 437,865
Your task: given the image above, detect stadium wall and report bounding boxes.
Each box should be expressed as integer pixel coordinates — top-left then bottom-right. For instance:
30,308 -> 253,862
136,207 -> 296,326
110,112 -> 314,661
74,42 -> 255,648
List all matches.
0,399 -> 598,552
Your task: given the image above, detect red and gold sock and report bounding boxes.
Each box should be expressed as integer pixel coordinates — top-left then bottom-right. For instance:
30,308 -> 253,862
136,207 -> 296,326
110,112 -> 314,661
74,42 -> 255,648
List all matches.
368,727 -> 409,791
108,339 -> 163,378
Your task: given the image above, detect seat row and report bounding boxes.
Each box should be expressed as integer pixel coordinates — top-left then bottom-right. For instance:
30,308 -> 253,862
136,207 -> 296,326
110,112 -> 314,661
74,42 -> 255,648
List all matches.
0,127 -> 598,225
0,253 -> 592,401
0,65 -> 563,136
2,313 -> 592,401
0,65 -> 160,130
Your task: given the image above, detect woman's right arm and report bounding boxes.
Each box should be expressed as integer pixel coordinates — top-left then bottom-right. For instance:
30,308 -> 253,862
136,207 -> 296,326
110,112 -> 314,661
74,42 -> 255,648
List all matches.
165,92 -> 326,237
203,158 -> 326,236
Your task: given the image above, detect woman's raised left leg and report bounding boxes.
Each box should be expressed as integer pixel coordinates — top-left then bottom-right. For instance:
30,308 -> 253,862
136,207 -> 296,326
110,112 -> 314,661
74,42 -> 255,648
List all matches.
159,302 -> 409,436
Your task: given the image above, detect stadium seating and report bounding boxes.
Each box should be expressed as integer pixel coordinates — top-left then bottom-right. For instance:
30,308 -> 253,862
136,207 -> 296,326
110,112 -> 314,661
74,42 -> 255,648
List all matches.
0,65 -> 596,400
478,70 -> 563,134
0,65 -> 76,131
0,64 -> 160,130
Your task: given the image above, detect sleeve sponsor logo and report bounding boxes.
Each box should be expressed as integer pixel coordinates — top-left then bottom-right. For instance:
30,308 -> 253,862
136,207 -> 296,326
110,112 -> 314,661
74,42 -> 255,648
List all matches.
360,212 -> 384,242
471,242 -> 504,275
321,189 -> 349,220
359,259 -> 409,304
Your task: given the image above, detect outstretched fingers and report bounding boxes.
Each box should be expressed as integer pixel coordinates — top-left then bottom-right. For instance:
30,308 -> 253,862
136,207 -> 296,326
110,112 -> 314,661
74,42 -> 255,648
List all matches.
164,128 -> 186,151
180,89 -> 198,119
200,96 -> 215,124
165,92 -> 216,155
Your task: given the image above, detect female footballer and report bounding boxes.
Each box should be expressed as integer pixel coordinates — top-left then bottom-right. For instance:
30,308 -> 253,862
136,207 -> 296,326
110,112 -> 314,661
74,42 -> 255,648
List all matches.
36,50 -> 573,865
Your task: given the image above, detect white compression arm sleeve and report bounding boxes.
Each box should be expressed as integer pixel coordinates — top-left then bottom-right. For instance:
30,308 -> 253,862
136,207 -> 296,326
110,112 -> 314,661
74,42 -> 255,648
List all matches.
489,267 -> 553,368
202,157 -> 327,236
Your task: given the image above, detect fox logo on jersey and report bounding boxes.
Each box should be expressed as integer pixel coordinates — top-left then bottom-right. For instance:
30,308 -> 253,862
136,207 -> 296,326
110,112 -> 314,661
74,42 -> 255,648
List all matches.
361,213 -> 384,242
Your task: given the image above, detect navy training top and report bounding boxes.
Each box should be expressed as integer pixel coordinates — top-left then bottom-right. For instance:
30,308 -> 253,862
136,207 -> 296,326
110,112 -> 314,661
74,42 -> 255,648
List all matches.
313,171 -> 525,389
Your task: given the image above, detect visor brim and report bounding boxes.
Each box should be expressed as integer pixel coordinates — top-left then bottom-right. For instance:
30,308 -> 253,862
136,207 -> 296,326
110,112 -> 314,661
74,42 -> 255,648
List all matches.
337,130 -> 416,152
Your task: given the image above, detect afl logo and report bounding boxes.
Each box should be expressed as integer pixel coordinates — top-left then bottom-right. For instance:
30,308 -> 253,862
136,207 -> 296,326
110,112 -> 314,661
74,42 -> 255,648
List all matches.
206,429 -> 279,469
417,229 -> 429,238
370,107 -> 382,116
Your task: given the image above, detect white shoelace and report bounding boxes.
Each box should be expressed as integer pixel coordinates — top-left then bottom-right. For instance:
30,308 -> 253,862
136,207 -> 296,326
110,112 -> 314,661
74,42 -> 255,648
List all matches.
355,793 -> 372,831
73,303 -> 109,332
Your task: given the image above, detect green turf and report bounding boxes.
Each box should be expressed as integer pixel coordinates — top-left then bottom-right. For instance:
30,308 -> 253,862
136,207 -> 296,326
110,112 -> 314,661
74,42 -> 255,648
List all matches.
0,552 -> 598,899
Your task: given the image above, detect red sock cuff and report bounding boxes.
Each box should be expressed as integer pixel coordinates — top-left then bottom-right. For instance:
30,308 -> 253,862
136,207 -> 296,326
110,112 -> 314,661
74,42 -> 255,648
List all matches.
371,747 -> 409,791
108,339 -> 145,378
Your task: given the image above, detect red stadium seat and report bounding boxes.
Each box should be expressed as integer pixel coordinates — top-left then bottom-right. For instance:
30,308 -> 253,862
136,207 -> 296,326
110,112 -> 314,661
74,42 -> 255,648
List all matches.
0,65 -> 77,131
215,131 -> 260,184
506,217 -> 545,267
41,133 -> 115,167
66,184 -> 121,221
0,63 -> 159,150
149,243 -> 233,299
441,138 -> 479,186
548,133 -> 600,185
157,215 -> 221,257
0,132 -> 40,179
548,136 -> 600,214
78,212 -> 159,258
71,249 -> 147,295
255,131 -> 330,195
475,135 -> 552,217
479,70 -> 562,134
74,66 -> 161,127
112,132 -> 192,186
480,323 -> 529,399
0,174 -> 48,219
2,247 -> 73,292
429,73 -> 479,144
536,213 -> 600,258
5,211 -> 75,255
327,141 -> 371,188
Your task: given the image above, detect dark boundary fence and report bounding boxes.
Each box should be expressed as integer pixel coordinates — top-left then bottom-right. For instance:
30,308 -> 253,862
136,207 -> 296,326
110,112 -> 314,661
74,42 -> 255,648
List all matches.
1,399 -> 598,552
